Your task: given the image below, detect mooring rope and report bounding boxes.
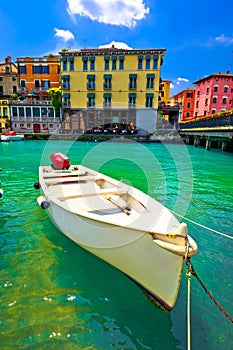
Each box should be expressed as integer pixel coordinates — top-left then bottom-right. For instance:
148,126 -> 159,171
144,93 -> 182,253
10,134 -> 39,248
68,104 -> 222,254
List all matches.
170,210 -> 233,240
187,259 -> 233,324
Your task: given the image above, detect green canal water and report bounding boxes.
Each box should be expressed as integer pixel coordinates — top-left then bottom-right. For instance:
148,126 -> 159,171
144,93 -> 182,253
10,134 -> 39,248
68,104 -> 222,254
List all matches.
0,139 -> 232,349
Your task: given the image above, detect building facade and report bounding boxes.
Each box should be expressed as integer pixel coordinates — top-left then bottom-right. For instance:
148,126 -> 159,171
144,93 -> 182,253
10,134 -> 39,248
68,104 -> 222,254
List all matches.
0,56 -> 19,130
11,55 -> 61,133
170,88 -> 195,122
59,47 -> 166,133
193,72 -> 233,117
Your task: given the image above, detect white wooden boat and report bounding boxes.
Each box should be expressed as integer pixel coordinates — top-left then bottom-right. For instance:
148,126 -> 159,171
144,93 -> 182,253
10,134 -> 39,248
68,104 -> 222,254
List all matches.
1,131 -> 24,142
35,153 -> 198,311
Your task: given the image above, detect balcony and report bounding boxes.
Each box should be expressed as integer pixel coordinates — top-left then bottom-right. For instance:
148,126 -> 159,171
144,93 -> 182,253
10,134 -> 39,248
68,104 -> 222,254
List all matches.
18,87 -> 28,93
103,103 -> 112,108
128,103 -> 136,109
129,84 -> 137,90
31,88 -> 42,93
86,103 -> 95,108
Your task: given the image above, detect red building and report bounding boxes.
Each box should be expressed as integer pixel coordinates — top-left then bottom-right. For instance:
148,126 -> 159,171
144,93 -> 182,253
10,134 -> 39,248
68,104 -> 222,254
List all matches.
193,72 -> 233,117
170,88 -> 195,122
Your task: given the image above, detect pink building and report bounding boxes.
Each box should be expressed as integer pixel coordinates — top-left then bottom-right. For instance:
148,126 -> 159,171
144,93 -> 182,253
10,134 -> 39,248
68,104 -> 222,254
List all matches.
193,72 -> 233,117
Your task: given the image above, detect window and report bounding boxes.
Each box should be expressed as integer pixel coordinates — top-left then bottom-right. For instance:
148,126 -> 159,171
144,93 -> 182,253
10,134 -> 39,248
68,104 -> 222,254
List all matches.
222,97 -> 227,104
197,90 -> 200,96
82,57 -> 88,71
33,66 -> 42,74
212,96 -> 217,103
104,56 -> 110,70
33,107 -> 40,117
196,101 -> 199,108
129,75 -> 137,89
12,107 -> 17,116
62,58 -> 67,72
146,93 -> 154,107
103,93 -> 111,108
145,55 -> 151,70
35,80 -> 40,88
128,93 -> 136,108
19,66 -> 26,74
153,55 -> 158,70
205,98 -> 208,106
87,75 -> 95,90
211,109 -> 216,114
186,92 -> 193,98
12,86 -> 17,93
112,57 -> 117,70
41,80 -> 50,89
62,75 -> 70,90
62,93 -> 70,108
146,74 -> 154,89
103,75 -> 112,89
26,107 -> 31,117
206,87 -> 209,94
90,57 -> 95,71
69,59 -> 74,71
43,66 -> 49,74
187,102 -> 190,108
224,86 -> 228,93
214,85 -> 218,92
87,93 -> 95,108
21,80 -> 26,87
138,56 -> 143,70
186,112 -> 190,118
119,56 -> 124,70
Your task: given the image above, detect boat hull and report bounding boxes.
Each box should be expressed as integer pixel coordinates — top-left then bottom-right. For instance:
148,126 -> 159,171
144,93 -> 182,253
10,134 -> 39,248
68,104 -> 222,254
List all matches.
1,135 -> 24,142
47,199 -> 184,311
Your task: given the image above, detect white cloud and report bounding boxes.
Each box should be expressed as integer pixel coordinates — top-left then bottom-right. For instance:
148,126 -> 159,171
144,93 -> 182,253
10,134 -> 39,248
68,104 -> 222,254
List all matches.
215,33 -> 233,45
54,28 -> 75,42
177,77 -> 189,83
66,0 -> 150,28
98,41 -> 133,50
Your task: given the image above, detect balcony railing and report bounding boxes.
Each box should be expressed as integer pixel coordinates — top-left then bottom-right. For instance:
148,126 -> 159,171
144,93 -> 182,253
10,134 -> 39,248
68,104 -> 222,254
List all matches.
9,100 -> 52,106
179,114 -> 233,129
129,84 -> 137,90
103,103 -> 111,108
86,103 -> 95,108
128,103 -> 136,109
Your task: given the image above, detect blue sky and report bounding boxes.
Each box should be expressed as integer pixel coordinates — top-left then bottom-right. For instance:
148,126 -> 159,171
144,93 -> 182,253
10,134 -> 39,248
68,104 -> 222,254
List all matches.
0,0 -> 233,95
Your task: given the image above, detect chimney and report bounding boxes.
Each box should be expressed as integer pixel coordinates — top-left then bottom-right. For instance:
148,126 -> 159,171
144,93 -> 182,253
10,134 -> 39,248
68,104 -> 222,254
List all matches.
5,56 -> 12,63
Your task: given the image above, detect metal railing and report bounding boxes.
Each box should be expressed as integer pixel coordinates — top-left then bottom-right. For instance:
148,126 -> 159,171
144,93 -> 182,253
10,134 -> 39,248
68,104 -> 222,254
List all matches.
179,115 -> 233,129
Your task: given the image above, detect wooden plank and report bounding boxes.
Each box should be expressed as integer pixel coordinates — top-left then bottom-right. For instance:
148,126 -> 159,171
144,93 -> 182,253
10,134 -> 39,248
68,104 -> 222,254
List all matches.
58,188 -> 128,201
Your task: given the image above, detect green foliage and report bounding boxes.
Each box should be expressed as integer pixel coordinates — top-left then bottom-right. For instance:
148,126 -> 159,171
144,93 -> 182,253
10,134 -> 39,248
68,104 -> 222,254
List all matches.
46,87 -> 61,116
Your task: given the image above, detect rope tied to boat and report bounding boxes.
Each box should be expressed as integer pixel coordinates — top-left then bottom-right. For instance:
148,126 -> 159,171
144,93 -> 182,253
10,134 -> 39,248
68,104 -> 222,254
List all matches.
185,243 -> 192,350
186,259 -> 233,324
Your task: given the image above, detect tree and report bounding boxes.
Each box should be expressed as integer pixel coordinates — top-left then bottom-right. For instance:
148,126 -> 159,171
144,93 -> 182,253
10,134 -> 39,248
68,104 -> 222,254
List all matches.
46,87 -> 61,117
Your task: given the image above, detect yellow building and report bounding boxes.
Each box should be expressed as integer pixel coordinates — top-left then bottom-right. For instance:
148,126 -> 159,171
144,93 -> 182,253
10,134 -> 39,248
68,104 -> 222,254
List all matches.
0,56 -> 19,97
0,100 -> 10,130
0,56 -> 19,131
159,79 -> 171,106
60,46 -> 166,133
